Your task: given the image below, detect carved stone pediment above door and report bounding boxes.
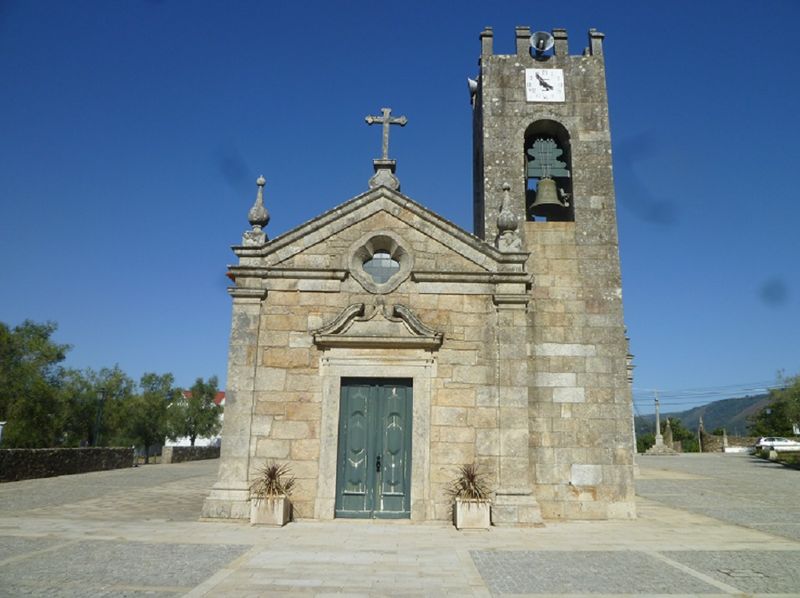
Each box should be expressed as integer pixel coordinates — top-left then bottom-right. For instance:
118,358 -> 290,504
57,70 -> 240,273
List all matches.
312,303 -> 443,350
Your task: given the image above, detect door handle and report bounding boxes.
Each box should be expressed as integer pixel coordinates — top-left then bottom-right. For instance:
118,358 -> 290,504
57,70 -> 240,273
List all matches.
376,455 -> 382,472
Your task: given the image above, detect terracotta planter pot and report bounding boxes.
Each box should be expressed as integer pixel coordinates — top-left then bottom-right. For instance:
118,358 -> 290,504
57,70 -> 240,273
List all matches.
455,498 -> 491,530
250,496 -> 291,526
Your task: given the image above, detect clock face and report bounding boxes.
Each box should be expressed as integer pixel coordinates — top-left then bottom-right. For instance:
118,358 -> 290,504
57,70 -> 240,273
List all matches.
525,68 -> 565,103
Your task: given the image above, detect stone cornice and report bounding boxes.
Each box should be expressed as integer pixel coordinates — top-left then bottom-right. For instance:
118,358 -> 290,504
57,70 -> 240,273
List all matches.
227,267 -> 532,289
228,267 -> 348,281
227,287 -> 267,300
492,294 -> 530,307
231,187 -> 529,271
411,271 -> 531,284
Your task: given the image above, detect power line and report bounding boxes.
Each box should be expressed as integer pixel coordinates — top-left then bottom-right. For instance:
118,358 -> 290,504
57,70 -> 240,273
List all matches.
634,390 -> 774,400
634,400 -> 756,408
633,380 -> 778,396
632,381 -> 782,404
630,379 -> 787,414
634,379 -> 776,393
632,392 -> 775,404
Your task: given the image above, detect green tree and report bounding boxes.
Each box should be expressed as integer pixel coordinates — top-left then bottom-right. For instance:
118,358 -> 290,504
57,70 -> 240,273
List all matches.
60,366 -> 136,447
636,418 -> 698,453
636,432 -> 655,453
0,320 -> 70,447
167,376 -> 222,446
666,418 -> 699,452
117,373 -> 176,462
59,368 -> 95,446
749,375 -> 800,437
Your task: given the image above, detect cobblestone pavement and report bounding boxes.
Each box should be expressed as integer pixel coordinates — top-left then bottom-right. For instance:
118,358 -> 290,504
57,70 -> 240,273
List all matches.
0,457 -> 799,596
637,452 -> 800,542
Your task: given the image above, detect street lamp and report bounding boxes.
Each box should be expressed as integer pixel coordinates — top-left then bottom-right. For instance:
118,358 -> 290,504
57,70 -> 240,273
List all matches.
94,390 -> 107,447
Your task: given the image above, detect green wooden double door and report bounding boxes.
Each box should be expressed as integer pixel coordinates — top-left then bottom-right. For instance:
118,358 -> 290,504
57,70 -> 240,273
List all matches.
335,379 -> 412,519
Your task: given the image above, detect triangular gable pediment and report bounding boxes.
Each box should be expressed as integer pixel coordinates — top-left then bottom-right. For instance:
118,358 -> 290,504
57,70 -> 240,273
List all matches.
233,186 -> 527,274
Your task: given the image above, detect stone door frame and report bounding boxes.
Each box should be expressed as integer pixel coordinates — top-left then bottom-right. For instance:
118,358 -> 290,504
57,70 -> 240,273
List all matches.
314,350 -> 435,521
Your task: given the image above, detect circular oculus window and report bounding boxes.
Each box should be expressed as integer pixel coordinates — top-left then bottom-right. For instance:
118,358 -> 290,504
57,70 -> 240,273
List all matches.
348,232 -> 413,294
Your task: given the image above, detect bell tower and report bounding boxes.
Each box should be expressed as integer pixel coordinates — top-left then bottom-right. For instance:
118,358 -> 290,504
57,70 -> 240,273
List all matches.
472,26 -> 637,520
472,26 -> 611,235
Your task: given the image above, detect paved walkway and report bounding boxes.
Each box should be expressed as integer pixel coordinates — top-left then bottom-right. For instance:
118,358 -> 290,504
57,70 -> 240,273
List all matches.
638,452 -> 800,542
0,455 -> 798,596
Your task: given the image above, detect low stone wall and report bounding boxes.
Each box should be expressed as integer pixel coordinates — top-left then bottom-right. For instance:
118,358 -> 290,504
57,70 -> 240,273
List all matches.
700,432 -> 758,453
0,448 -> 135,482
161,446 -> 220,464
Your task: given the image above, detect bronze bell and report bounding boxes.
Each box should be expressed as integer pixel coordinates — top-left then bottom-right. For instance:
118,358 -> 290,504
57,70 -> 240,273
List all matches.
530,177 -> 565,218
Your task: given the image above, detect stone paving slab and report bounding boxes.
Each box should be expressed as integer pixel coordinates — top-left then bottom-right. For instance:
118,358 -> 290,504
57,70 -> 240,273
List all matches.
0,536 -> 62,562
0,539 -> 249,597
0,584 -> 179,598
1,457 -> 800,596
664,550 -> 800,595
470,550 -> 720,595
637,454 -> 800,543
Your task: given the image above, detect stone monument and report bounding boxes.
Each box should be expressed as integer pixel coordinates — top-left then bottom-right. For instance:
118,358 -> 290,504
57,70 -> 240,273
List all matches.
645,397 -> 678,455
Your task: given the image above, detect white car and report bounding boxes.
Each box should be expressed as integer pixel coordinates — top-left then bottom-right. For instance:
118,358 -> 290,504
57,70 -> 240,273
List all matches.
755,437 -> 800,451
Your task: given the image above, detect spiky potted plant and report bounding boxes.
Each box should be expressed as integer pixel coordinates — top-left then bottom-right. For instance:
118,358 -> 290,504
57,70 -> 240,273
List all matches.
249,462 -> 295,526
447,463 -> 492,530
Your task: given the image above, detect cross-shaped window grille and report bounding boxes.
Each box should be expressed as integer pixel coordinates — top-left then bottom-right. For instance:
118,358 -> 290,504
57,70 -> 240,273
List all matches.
362,251 -> 400,284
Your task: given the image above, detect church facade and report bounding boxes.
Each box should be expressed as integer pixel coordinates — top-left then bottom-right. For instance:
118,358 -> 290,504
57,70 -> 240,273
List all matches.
202,26 -> 636,525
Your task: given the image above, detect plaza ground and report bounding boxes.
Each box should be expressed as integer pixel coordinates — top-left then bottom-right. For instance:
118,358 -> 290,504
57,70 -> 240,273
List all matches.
0,454 -> 798,596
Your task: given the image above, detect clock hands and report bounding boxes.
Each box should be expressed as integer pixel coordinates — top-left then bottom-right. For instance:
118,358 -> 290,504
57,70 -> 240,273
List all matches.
536,73 -> 553,91
525,69 -> 564,102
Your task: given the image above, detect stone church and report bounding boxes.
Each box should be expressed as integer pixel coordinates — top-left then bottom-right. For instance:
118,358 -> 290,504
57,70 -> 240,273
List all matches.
203,26 -> 636,525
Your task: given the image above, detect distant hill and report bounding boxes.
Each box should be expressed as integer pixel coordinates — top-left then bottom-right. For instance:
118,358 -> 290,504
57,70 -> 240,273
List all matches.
635,394 -> 771,437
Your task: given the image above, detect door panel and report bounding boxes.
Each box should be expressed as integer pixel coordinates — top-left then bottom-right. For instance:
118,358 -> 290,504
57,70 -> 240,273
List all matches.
337,384 -> 373,513
335,379 -> 411,519
379,384 -> 409,509
343,400 -> 367,492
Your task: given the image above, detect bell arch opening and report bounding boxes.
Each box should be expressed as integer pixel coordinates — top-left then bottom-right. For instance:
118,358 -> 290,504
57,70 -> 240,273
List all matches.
525,120 -> 574,222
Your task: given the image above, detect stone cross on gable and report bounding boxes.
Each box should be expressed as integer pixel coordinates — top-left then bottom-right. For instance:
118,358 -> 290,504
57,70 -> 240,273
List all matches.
365,107 -> 407,160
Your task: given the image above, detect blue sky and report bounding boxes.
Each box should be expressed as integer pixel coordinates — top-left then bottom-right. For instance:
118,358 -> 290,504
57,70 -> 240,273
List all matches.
1,1 -> 797,413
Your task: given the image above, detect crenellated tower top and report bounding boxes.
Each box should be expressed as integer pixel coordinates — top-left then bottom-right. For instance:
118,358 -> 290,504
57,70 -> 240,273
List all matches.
471,26 -> 612,241
478,26 -> 604,59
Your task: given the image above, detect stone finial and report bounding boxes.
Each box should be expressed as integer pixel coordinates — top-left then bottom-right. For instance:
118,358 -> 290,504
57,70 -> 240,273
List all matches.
243,175 -> 269,246
248,175 -> 269,227
497,183 -> 518,232
496,183 -> 521,252
366,108 -> 407,191
369,160 -> 401,191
